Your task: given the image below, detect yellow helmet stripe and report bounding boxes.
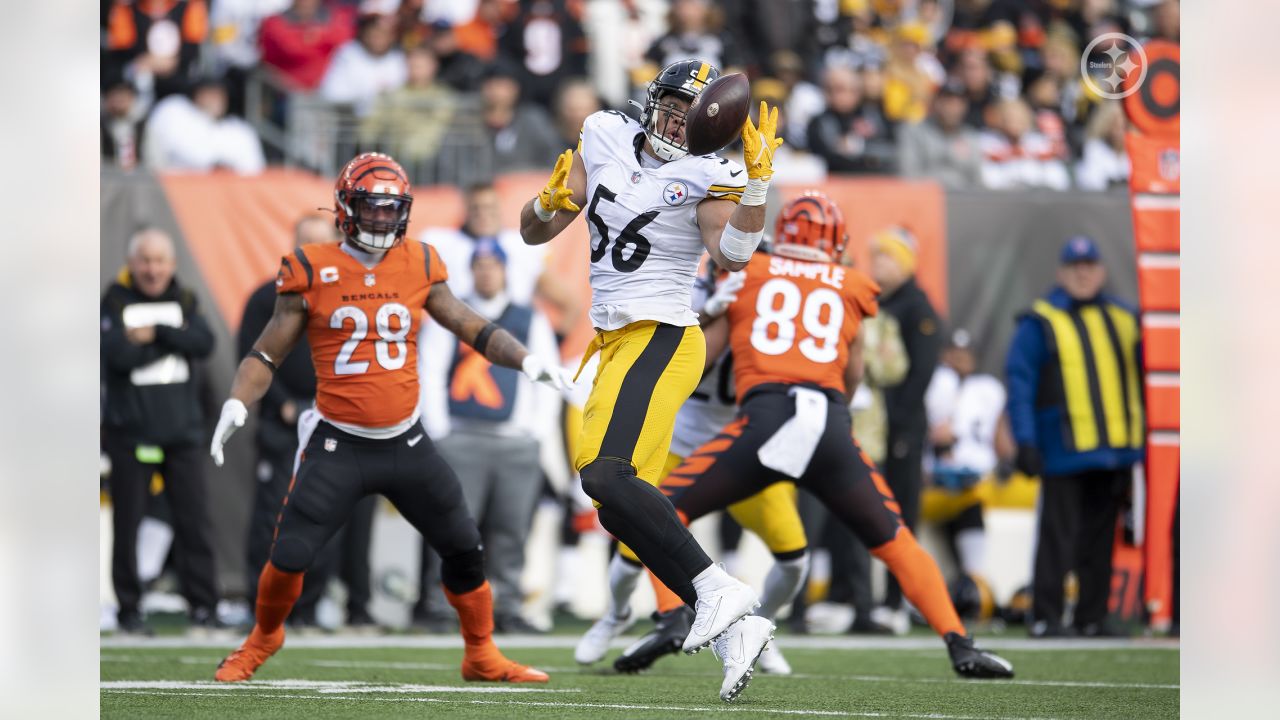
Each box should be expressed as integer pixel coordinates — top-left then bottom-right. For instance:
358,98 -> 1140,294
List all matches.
693,62 -> 711,89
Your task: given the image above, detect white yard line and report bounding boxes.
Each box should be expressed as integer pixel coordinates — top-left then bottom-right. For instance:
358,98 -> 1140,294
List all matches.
100,680 -> 577,694
100,635 -> 1180,652
101,689 -> 1070,720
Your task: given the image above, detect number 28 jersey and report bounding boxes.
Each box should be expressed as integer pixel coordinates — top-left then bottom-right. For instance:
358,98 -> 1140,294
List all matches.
577,110 -> 746,330
727,253 -> 880,399
276,239 -> 448,432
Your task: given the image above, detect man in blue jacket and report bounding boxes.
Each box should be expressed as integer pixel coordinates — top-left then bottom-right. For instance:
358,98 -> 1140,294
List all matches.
1005,236 -> 1144,637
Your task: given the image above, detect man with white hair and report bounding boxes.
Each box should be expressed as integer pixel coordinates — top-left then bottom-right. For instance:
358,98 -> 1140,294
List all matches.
101,227 -> 220,636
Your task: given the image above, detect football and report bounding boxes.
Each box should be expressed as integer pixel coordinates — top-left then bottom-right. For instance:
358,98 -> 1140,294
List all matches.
684,73 -> 751,156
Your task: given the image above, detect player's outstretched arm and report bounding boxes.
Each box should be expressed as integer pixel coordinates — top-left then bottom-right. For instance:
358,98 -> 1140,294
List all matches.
700,101 -> 783,271
426,282 -> 575,392
212,293 -> 307,466
522,149 -> 587,246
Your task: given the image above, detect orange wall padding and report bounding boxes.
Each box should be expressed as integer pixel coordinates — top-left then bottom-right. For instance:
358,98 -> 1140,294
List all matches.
160,170 -> 945,361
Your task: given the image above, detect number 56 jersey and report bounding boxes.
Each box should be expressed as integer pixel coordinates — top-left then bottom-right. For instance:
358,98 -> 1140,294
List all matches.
577,110 -> 746,330
727,252 -> 881,400
276,239 -> 448,433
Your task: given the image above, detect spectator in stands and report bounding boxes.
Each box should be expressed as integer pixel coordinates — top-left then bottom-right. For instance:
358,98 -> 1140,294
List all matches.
101,228 -> 220,636
882,22 -> 944,124
1152,0 -> 1179,42
897,80 -> 983,189
1025,74 -> 1071,161
749,78 -> 826,184
1075,101 -> 1130,191
360,46 -> 457,175
806,64 -> 897,174
479,62 -> 562,173
498,0 -> 589,107
979,98 -> 1070,190
1039,34 -> 1090,132
1005,236 -> 1144,638
454,0 -> 507,61
551,79 -> 601,153
258,0 -> 357,92
319,13 -> 408,116
425,19 -> 488,92
770,51 -> 825,149
869,227 -> 943,634
234,216 -> 340,633
103,0 -> 209,105
643,0 -> 743,74
144,75 -> 266,174
954,49 -> 999,130
102,76 -> 148,171
418,239 -> 563,634
208,0 -> 290,114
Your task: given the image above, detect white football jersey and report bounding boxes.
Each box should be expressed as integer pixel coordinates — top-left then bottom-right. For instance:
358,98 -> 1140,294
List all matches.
578,110 -> 746,330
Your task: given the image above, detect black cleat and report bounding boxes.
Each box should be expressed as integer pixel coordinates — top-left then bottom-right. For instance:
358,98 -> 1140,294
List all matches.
613,606 -> 694,674
946,632 -> 1015,679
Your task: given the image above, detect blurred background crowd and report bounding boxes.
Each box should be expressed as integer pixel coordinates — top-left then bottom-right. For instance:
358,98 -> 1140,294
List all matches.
102,0 -> 1179,190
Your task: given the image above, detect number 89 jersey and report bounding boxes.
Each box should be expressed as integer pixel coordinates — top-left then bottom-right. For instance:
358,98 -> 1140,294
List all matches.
578,110 -> 746,330
727,252 -> 881,399
276,239 -> 448,431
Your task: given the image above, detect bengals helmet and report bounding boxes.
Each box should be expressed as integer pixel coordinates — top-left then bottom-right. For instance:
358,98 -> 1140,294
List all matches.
334,152 -> 413,252
637,59 -> 720,162
773,190 -> 847,262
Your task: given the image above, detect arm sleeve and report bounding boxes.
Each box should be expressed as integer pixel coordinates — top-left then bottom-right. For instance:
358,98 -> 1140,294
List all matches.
101,296 -> 163,372
1004,317 -> 1046,447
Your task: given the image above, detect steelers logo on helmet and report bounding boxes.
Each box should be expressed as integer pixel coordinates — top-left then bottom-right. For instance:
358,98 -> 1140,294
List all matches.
333,152 -> 413,253
639,59 -> 720,162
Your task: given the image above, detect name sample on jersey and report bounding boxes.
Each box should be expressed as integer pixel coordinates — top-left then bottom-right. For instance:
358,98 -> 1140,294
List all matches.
340,291 -> 402,303
768,256 -> 847,289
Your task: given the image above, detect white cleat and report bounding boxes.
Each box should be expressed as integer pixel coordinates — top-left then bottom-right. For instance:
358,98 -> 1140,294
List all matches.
574,610 -> 636,664
713,615 -> 775,702
682,578 -> 760,655
756,640 -> 792,675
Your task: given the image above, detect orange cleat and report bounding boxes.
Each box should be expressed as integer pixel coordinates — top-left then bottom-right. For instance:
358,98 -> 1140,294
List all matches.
214,626 -> 284,682
461,651 -> 550,683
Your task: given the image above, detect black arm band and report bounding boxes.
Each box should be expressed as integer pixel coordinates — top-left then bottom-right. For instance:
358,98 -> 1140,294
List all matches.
472,322 -> 500,355
248,349 -> 278,373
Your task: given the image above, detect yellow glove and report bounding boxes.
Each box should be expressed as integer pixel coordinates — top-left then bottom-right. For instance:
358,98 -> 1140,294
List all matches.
741,101 -> 784,182
536,149 -> 580,220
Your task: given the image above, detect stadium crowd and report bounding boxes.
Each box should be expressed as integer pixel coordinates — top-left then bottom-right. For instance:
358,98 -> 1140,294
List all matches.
102,0 -> 1178,189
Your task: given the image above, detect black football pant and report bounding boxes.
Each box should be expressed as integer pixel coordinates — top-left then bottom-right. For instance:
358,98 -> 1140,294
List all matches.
104,434 -> 218,619
269,421 -> 483,597
881,429 -> 924,609
664,387 -> 903,560
1032,468 -> 1129,630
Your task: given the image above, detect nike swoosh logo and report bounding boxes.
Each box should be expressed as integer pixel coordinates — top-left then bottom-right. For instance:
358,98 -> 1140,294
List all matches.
729,169 -> 742,177
692,596 -> 722,636
731,632 -> 746,664
407,434 -> 423,447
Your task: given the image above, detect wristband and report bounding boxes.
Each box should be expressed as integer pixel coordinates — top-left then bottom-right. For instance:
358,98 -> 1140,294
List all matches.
533,199 -> 556,223
719,222 -> 764,264
473,322 -> 500,354
741,177 -> 770,206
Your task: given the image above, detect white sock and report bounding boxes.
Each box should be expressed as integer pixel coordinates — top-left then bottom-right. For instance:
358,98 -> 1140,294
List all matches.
758,553 -> 809,621
954,528 -> 987,577
607,554 -> 643,619
692,563 -> 735,596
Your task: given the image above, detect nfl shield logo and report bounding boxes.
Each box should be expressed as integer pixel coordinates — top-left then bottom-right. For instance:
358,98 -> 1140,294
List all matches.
630,171 -> 642,185
1158,149 -> 1180,182
324,438 -> 337,452
364,273 -> 376,287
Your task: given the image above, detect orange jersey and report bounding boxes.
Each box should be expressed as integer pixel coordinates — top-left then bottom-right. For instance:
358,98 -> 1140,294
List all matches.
276,240 -> 447,428
727,253 -> 879,398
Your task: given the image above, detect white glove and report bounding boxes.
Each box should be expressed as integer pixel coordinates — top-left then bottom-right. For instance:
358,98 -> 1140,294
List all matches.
522,354 -> 575,395
702,271 -> 746,318
210,398 -> 248,467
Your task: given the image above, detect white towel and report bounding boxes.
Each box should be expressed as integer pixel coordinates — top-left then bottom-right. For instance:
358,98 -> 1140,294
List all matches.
292,406 -> 322,476
757,387 -> 829,478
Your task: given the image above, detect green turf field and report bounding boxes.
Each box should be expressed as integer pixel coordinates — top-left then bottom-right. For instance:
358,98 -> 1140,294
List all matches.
101,634 -> 1178,719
